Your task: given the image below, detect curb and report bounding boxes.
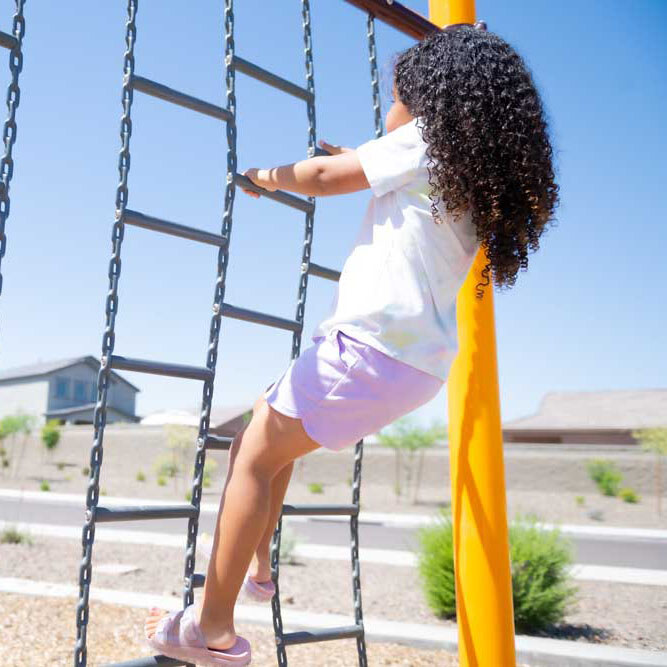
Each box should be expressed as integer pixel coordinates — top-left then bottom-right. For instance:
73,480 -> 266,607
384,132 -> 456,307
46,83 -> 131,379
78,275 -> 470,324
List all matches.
0,577 -> 665,667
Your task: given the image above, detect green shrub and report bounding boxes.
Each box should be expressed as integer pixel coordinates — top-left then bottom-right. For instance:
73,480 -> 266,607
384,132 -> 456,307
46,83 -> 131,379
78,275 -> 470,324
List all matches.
416,509 -> 578,634
136,471 -> 146,482
154,454 -> 180,479
619,487 -> 640,503
81,466 -> 90,476
41,419 -> 61,454
185,489 -> 192,502
586,458 -> 623,496
157,475 -> 167,487
574,495 -> 585,507
1,525 -> 33,545
40,480 -> 50,492
308,482 -> 324,494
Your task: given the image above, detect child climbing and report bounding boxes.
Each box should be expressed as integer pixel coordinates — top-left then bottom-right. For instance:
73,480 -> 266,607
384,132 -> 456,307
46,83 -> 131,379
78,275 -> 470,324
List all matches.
144,23 -> 559,666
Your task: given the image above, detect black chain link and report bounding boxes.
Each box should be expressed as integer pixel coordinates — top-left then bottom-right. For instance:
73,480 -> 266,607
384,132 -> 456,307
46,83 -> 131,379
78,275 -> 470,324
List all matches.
181,0 -> 239,622
367,12 -> 383,139
75,1 -> 137,665
0,0 -> 26,305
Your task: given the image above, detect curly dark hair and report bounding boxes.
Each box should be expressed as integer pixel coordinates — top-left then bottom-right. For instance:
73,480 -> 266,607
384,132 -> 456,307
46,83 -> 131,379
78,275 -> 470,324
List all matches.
392,24 -> 560,298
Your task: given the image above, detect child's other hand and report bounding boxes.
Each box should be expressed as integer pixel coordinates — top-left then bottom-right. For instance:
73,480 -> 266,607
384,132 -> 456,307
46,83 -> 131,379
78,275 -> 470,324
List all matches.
318,139 -> 353,155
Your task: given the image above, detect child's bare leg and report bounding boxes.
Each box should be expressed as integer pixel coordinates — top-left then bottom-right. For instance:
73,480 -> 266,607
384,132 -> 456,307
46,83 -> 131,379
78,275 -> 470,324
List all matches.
249,460 -> 294,581
193,399 -> 319,649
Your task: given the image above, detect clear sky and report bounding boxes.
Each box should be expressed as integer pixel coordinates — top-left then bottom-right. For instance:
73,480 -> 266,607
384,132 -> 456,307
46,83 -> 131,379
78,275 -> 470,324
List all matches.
0,1 -> 665,429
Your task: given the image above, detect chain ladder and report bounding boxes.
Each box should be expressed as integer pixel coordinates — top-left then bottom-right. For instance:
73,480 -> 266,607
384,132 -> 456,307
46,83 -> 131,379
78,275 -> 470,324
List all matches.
270,2 -> 317,664
74,1 -> 138,665
181,0 -> 238,618
0,0 -> 25,304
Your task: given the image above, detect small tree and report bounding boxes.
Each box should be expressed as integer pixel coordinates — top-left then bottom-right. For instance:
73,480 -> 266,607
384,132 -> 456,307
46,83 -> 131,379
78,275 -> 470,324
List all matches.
632,426 -> 667,516
41,419 -> 62,463
156,424 -> 197,493
377,416 -> 447,503
0,413 -> 37,479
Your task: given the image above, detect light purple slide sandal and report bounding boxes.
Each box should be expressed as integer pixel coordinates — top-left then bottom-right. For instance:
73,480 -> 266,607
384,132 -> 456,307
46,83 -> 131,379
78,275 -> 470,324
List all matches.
244,575 -> 276,602
146,603 -> 251,666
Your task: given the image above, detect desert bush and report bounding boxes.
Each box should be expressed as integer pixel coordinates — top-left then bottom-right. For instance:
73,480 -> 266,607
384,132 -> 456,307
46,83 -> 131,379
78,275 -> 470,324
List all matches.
586,458 -> 623,496
619,487 -> 640,503
81,466 -> 90,476
308,482 -> 323,494
416,509 -> 578,634
40,480 -> 50,491
574,495 -> 585,506
157,476 -> 167,487
41,420 -> 62,460
632,426 -> 667,516
136,470 -> 146,482
1,525 -> 33,545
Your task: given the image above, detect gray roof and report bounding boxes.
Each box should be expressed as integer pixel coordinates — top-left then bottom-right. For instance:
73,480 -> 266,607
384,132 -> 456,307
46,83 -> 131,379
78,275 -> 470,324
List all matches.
0,356 -> 140,393
503,389 -> 667,431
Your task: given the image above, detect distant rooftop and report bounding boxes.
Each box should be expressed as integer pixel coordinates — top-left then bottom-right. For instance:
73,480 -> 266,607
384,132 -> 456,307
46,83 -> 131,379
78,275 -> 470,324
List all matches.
0,356 -> 140,392
504,389 -> 667,431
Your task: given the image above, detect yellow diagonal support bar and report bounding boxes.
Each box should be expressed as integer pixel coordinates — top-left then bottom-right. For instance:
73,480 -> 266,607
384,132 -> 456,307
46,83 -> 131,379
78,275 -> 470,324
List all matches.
428,2 -> 518,666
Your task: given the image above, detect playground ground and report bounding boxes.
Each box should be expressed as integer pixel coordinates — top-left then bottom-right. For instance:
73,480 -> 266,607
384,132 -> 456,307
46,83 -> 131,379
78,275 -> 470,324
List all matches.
1,425 -> 666,663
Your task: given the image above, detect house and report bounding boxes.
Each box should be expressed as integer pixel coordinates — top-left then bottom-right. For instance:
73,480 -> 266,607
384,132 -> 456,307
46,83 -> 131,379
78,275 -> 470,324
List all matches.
502,389 -> 667,445
0,356 -> 140,424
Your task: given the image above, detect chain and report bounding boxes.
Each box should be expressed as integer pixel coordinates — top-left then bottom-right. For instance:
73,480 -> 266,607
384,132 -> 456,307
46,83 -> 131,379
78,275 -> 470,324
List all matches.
74,1 -> 138,665
181,0 -> 239,615
350,439 -> 368,665
270,2 -> 317,665
0,0 -> 25,304
367,13 -> 383,139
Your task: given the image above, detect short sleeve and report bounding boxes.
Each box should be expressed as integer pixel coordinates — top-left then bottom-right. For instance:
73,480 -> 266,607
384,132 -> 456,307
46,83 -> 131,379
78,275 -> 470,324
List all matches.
355,118 -> 428,198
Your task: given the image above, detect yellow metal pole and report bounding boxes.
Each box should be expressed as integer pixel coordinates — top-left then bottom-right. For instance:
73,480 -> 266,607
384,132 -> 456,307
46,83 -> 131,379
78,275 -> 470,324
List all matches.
428,2 -> 517,666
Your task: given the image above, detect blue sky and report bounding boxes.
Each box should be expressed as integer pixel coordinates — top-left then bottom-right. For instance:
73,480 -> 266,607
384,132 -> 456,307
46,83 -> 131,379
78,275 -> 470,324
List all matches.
0,1 -> 665,429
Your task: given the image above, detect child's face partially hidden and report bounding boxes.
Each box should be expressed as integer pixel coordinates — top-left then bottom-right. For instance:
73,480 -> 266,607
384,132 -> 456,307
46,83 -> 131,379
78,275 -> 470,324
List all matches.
386,81 -> 414,133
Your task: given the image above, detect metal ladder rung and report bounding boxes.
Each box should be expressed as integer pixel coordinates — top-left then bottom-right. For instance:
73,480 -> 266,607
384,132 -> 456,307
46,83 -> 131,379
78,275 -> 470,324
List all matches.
283,624 -> 364,646
191,573 -> 206,588
282,503 -> 358,517
232,55 -> 313,103
102,656 -> 183,666
0,31 -> 17,51
93,504 -> 198,523
221,303 -> 302,333
205,434 -> 233,450
131,74 -> 233,123
234,173 -> 314,214
308,262 -> 341,282
123,209 -> 228,247
110,355 -> 213,381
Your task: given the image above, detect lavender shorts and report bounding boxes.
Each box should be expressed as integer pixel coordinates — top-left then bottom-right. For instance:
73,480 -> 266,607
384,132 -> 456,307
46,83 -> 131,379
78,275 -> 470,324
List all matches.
263,328 -> 444,452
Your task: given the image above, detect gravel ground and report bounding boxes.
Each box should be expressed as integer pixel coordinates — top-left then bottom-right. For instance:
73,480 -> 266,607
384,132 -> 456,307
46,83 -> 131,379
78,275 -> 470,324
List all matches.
2,426 -> 666,529
1,535 -> 666,652
0,593 -> 466,667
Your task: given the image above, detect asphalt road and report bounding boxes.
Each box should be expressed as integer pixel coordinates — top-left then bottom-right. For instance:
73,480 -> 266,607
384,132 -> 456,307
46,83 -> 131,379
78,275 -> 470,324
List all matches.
1,495 -> 665,571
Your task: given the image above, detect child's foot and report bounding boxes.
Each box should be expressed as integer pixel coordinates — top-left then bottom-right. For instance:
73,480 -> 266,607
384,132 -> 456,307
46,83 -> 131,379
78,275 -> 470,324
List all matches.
144,604 -> 237,652
247,551 -> 271,583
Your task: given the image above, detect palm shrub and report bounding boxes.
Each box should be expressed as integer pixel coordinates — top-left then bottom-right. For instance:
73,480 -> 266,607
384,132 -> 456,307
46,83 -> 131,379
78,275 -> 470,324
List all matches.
416,509 -> 578,634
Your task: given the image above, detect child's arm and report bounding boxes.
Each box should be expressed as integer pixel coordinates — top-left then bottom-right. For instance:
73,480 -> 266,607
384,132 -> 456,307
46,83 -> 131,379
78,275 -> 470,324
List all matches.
241,140 -> 370,198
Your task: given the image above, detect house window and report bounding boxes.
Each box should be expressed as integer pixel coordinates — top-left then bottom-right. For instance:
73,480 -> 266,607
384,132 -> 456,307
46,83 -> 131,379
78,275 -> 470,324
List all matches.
55,377 -> 70,399
90,382 -> 97,402
74,381 -> 87,402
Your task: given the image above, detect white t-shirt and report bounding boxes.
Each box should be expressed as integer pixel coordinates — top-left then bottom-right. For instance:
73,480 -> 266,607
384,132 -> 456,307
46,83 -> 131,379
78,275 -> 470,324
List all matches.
310,117 -> 481,382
